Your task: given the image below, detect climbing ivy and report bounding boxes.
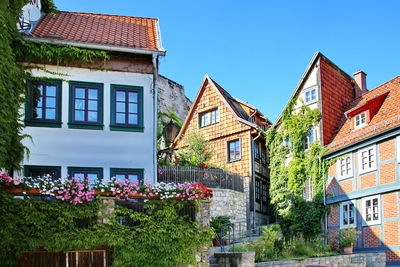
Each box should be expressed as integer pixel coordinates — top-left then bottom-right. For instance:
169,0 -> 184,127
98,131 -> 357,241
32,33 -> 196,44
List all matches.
0,192 -> 213,266
265,98 -> 330,240
0,0 -> 109,173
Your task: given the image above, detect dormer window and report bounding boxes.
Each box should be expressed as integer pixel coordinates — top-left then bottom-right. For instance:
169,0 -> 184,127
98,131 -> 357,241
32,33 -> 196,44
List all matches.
305,87 -> 317,104
354,111 -> 367,129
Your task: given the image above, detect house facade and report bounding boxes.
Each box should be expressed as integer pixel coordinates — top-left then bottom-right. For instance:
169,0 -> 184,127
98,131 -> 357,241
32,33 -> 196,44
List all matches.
325,76 -> 400,265
172,75 -> 272,229
19,10 -> 165,184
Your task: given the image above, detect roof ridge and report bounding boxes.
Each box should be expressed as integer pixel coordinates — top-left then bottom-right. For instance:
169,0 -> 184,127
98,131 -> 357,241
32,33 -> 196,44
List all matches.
344,75 -> 400,110
57,11 -> 158,20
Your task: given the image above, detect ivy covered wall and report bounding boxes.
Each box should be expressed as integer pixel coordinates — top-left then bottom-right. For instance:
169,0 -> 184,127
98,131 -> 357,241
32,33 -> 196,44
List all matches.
265,99 -> 330,240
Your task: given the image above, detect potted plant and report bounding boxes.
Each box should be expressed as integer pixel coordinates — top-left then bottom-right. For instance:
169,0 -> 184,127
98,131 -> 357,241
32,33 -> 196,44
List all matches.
210,216 -> 233,246
338,228 -> 360,254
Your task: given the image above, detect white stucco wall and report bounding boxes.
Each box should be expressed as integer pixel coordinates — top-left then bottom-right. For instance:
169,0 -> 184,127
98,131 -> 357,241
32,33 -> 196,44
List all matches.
293,63 -> 322,144
21,65 -> 156,182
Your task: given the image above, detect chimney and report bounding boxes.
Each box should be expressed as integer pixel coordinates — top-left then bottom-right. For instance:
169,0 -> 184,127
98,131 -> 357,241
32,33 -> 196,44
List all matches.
353,70 -> 367,98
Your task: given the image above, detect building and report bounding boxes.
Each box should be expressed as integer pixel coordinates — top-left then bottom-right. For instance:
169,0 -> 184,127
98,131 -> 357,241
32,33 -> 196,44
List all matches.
157,75 -> 192,122
19,10 -> 165,184
325,76 -> 400,264
172,75 -> 272,229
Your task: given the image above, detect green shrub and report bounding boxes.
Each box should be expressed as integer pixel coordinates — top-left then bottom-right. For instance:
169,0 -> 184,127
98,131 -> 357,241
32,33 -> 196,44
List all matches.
210,216 -> 233,239
0,193 -> 213,267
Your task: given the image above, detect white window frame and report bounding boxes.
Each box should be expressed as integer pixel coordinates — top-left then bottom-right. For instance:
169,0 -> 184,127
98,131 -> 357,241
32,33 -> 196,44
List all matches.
362,195 -> 381,226
199,108 -> 219,128
304,87 -> 318,104
304,126 -> 316,150
354,111 -> 367,130
336,154 -> 354,180
340,200 -> 357,228
303,177 -> 313,201
397,136 -> 400,163
358,145 -> 377,174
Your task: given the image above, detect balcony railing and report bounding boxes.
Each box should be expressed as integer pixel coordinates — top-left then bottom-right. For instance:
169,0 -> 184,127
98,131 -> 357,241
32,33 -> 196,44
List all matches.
157,166 -> 244,193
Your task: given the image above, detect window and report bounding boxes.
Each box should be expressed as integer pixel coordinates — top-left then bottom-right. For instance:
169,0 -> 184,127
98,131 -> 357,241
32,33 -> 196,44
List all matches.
303,177 -> 313,201
304,127 -> 315,150
262,182 -> 267,203
354,112 -> 367,129
261,146 -> 267,164
68,167 -> 103,187
362,195 -> 381,225
340,201 -> 356,228
110,84 -> 144,132
110,168 -> 144,183
69,81 -> 103,130
25,80 -> 62,127
255,179 -> 260,202
337,154 -> 353,180
358,145 -> 377,174
199,108 -> 219,128
305,87 -> 317,104
228,139 -> 241,162
254,141 -> 260,160
24,165 -> 61,179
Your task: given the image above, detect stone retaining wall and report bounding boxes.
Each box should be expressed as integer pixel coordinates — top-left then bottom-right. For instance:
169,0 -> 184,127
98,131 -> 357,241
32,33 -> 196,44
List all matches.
256,252 -> 386,267
210,188 -> 247,232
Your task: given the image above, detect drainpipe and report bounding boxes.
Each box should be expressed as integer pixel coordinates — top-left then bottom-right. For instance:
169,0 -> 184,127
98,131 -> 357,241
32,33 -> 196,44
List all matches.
323,158 -> 328,245
152,53 -> 158,183
251,129 -> 263,230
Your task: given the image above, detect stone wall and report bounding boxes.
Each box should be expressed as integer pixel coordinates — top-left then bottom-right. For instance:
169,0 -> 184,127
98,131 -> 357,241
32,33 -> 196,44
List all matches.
157,74 -> 192,121
210,188 -> 247,234
256,252 -> 386,267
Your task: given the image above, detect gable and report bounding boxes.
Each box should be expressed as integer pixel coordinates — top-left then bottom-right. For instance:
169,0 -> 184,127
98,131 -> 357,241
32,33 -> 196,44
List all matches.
173,78 -> 252,148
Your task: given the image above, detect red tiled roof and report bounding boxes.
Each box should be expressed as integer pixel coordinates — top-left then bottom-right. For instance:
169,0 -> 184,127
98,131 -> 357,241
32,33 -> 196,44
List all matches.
30,12 -> 163,52
210,78 -> 271,125
327,76 -> 400,153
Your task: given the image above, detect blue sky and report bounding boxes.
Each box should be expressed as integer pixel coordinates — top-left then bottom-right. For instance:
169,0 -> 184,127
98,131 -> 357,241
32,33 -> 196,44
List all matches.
55,0 -> 400,122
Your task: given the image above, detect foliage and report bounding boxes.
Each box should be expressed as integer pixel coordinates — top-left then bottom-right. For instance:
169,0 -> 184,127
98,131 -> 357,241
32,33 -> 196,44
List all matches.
111,200 -> 213,266
251,224 -> 281,261
0,0 -> 109,174
230,225 -> 336,262
174,131 -> 212,167
15,39 -> 110,66
265,98 -> 330,240
278,191 -> 328,240
337,228 -> 360,248
0,0 -> 30,173
0,192 -> 213,266
210,216 -> 233,239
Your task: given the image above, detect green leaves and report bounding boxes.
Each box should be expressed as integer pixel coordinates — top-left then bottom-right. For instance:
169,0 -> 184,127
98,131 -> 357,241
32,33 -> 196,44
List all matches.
265,99 -> 328,240
0,193 -> 213,267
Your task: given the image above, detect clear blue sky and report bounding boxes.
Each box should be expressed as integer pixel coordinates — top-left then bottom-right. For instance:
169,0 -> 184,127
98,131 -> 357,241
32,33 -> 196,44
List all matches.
55,0 -> 400,122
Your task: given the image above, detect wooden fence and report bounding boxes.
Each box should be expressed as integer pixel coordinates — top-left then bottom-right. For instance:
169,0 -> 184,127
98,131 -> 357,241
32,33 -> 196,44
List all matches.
17,250 -> 110,267
157,166 -> 244,193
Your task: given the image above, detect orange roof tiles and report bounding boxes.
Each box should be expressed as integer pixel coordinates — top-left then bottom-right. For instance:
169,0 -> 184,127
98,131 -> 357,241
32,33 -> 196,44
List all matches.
30,12 -> 163,52
327,76 -> 400,153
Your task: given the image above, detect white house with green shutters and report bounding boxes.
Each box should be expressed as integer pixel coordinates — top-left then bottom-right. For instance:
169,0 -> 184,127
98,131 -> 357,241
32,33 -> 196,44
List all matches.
18,9 -> 165,184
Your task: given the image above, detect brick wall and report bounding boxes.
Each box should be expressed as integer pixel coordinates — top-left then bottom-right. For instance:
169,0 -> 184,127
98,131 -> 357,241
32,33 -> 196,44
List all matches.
364,226 -> 381,247
319,58 -> 354,146
360,173 -> 377,189
380,162 -> 396,184
383,192 -> 398,218
379,138 -> 396,162
174,81 -> 253,177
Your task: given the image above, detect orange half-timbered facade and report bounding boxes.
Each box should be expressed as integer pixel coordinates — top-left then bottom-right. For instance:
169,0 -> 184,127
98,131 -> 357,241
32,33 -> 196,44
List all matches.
325,76 -> 400,265
172,75 -> 273,227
